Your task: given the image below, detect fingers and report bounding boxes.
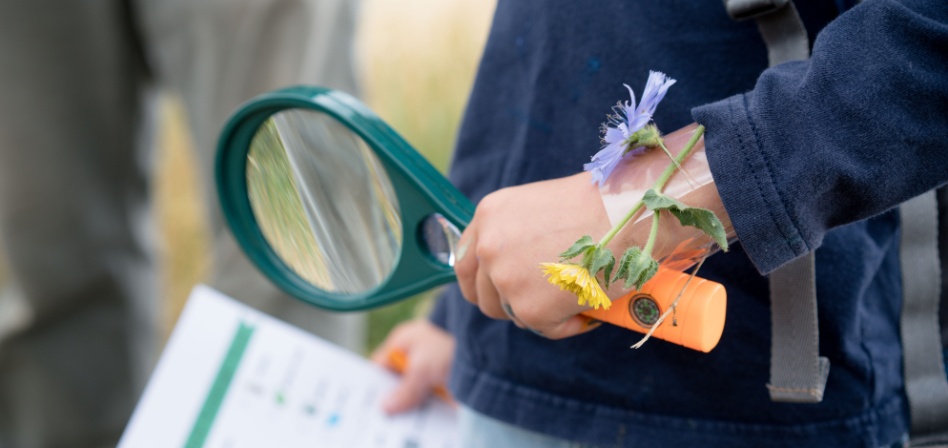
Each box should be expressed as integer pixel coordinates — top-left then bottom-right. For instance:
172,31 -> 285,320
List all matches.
455,224 -> 507,320
454,227 -> 479,306
501,300 -> 527,329
575,316 -> 604,335
370,324 -> 407,366
532,315 -> 588,340
453,191 -> 597,338
381,361 -> 440,414
455,230 -> 590,335
372,320 -> 455,414
475,265 -> 506,319
459,249 -> 597,338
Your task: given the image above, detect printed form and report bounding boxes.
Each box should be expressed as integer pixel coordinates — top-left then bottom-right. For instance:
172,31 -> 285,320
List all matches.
119,285 -> 458,448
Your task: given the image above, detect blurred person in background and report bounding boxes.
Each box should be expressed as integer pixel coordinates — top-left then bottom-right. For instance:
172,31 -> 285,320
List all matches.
0,1 -> 364,447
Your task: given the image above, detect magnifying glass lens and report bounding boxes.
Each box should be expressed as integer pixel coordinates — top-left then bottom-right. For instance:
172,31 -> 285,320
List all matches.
246,109 -> 402,295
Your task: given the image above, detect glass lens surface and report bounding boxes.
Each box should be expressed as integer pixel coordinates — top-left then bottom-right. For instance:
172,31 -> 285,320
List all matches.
247,109 -> 402,295
421,213 -> 461,267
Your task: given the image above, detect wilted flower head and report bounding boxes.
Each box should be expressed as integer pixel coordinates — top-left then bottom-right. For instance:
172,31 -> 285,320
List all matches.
540,262 -> 612,310
584,71 -> 676,187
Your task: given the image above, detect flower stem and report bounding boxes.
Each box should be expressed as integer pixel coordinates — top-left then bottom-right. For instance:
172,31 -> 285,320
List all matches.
642,213 -> 661,257
659,139 -> 698,188
653,125 -> 704,192
597,125 -> 705,247
598,202 -> 644,247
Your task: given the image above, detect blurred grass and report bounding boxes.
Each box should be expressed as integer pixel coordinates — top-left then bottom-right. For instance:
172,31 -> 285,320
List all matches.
356,0 -> 495,349
156,0 -> 495,348
356,0 -> 494,172
155,97 -> 211,333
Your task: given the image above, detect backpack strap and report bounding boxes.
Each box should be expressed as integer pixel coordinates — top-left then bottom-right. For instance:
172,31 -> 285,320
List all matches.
939,186 -> 948,349
899,191 -> 948,444
724,0 -> 809,66
724,0 -> 829,403
767,253 -> 831,402
725,0 -> 948,437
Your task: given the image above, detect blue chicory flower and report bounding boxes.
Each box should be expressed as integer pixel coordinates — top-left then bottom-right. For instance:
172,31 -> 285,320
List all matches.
584,71 -> 676,187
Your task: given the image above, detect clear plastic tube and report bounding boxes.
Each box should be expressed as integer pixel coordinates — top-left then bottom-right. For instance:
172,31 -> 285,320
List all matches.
598,124 -> 735,272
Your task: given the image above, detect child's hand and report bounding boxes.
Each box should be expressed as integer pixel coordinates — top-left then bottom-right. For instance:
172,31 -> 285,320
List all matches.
453,172 -> 615,339
371,319 -> 455,414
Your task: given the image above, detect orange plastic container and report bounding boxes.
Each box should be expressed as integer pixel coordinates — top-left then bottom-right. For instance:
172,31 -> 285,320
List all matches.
581,268 -> 726,352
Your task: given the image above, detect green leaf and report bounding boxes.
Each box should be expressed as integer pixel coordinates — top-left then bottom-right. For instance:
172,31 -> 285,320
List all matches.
623,250 -> 659,290
602,256 -> 616,289
613,248 -> 633,283
559,235 -> 596,260
588,247 -> 615,288
642,190 -> 729,251
670,207 -> 728,251
613,247 -> 660,290
628,258 -> 659,290
581,247 -> 595,269
642,189 -> 681,211
589,247 -> 613,274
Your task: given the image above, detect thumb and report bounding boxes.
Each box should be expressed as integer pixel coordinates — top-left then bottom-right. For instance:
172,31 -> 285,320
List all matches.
382,363 -> 436,415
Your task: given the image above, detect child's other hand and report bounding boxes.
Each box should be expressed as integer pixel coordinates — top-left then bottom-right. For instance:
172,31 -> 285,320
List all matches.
371,319 -> 455,414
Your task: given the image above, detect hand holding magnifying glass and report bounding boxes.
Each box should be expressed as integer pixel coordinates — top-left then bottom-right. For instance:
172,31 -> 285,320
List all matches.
216,87 -> 728,353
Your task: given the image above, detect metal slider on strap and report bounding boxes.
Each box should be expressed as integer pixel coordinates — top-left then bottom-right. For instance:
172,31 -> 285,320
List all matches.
724,0 -> 790,21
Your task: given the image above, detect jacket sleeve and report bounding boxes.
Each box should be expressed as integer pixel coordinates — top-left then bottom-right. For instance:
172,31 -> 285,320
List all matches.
692,0 -> 948,275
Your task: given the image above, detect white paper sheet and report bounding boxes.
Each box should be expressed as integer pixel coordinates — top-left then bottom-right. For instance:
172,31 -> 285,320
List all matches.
119,285 -> 458,448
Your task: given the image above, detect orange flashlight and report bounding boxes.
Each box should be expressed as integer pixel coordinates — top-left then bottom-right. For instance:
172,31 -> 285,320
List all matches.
582,268 -> 726,352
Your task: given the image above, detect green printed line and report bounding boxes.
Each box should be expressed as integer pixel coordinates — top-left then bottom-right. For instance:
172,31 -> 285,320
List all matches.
184,322 -> 255,448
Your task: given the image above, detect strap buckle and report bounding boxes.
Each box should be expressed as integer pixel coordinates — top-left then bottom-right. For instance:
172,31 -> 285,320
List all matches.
723,0 -> 790,21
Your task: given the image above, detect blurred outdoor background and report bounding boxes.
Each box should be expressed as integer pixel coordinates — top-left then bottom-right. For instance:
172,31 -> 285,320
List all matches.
154,0 -> 495,350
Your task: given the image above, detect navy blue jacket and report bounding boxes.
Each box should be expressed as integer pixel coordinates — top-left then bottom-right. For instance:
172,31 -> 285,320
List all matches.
431,1 -> 948,446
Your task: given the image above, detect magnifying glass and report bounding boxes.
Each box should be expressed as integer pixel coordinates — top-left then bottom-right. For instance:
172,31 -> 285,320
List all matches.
216,87 -> 726,352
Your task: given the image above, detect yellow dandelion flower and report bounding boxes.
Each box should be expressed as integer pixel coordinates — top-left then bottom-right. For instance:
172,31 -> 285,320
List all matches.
540,262 -> 612,310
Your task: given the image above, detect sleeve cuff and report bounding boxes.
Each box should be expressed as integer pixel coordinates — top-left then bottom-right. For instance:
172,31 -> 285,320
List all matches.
692,93 -> 811,275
